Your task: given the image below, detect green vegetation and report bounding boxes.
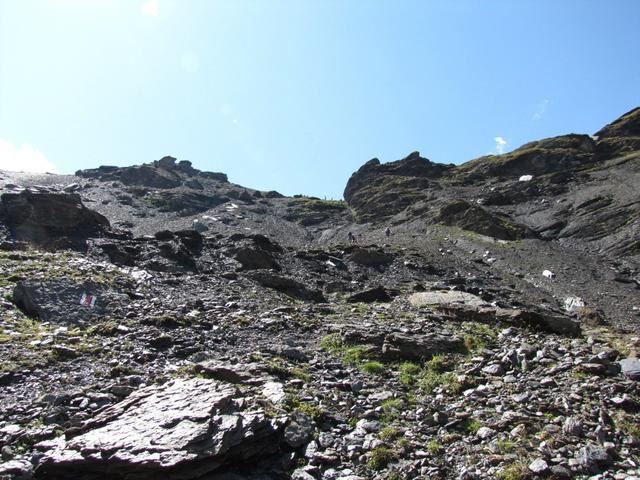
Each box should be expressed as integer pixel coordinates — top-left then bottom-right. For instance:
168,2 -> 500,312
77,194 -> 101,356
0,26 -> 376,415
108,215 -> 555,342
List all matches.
427,439 -> 442,454
616,414 -> 640,438
418,370 -> 462,395
465,418 -> 482,434
367,446 -> 397,471
342,346 -> 366,366
319,333 -> 343,354
288,197 -> 347,212
264,357 -> 291,378
379,426 -> 400,441
398,361 -> 421,386
462,322 -> 498,353
495,462 -> 530,480
497,438 -> 516,453
284,394 -> 324,422
361,361 -> 385,375
0,249 -> 124,287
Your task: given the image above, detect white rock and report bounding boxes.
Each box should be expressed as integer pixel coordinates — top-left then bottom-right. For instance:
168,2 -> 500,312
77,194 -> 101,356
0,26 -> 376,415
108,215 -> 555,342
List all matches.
519,175 -> 533,182
262,381 -> 285,404
529,458 -> 548,473
476,426 -> 496,439
564,296 -> 585,312
542,270 -> 555,279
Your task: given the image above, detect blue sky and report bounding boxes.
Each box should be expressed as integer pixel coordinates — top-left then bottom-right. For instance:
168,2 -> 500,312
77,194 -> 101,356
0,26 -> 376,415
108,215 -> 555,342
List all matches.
0,0 -> 639,199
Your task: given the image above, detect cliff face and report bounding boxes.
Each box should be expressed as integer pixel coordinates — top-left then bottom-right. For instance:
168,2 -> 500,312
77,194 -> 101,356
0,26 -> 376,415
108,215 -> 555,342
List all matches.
0,109 -> 639,480
343,109 -> 640,260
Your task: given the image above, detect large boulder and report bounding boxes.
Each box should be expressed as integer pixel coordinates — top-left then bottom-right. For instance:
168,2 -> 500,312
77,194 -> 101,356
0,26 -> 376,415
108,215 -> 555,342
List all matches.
246,271 -> 325,302
0,191 -> 110,249
345,247 -> 394,267
35,378 -> 287,479
12,280 -> 128,325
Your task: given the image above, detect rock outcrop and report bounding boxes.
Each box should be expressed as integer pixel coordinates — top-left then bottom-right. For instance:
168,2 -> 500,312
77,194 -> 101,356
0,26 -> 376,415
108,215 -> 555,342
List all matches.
0,191 -> 110,249
35,378 -> 287,479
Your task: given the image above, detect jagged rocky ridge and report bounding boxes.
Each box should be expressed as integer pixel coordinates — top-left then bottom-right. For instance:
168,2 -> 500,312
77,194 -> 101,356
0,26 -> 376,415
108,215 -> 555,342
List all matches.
0,109 -> 638,480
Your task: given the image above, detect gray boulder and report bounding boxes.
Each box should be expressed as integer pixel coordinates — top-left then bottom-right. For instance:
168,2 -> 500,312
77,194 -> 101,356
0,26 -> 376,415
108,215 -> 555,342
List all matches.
13,280 -> 128,325
619,357 -> 640,380
35,378 -> 287,479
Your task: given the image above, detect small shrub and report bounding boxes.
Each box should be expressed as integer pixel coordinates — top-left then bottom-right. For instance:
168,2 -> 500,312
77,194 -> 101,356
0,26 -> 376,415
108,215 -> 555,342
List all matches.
425,354 -> 447,373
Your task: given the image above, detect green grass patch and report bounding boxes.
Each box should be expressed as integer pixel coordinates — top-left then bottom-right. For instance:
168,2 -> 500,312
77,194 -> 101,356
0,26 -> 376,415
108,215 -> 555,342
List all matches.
361,361 -> 385,375
367,446 -> 397,471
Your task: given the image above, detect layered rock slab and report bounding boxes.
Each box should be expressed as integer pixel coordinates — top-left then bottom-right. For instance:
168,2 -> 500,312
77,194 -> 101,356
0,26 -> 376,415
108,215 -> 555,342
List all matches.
35,378 -> 286,479
13,279 -> 128,325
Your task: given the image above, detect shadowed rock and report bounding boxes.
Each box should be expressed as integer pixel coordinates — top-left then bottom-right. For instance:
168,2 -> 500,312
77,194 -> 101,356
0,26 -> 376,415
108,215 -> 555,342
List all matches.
0,191 -> 110,249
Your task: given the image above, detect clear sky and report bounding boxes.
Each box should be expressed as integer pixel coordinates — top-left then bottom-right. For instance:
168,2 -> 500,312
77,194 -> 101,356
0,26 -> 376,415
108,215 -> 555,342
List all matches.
1,0 -> 639,199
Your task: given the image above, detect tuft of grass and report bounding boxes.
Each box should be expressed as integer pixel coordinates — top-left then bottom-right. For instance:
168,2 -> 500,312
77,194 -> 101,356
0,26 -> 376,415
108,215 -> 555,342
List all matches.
497,438 -> 516,453
495,462 -> 530,480
343,346 -> 366,366
398,362 -> 421,387
465,418 -> 482,434
419,370 -> 462,394
367,446 -> 397,471
361,361 -> 385,375
264,357 -> 290,378
462,322 -> 497,354
427,439 -> 441,454
319,333 -> 343,354
291,366 -> 311,383
379,426 -> 400,441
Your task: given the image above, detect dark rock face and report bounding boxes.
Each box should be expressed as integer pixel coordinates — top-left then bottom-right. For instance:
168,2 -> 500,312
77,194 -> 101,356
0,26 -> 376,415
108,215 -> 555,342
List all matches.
595,107 -> 640,155
343,109 -> 640,259
35,378 -> 287,480
458,134 -> 597,180
436,200 -> 535,240
13,280 -> 128,325
234,247 -> 279,270
343,152 -> 449,222
76,156 -> 228,187
0,191 -> 110,249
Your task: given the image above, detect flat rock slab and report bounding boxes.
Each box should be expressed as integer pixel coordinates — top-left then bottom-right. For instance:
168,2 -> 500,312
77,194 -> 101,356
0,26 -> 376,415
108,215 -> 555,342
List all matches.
13,279 -> 128,325
409,290 -> 489,308
35,378 -> 285,480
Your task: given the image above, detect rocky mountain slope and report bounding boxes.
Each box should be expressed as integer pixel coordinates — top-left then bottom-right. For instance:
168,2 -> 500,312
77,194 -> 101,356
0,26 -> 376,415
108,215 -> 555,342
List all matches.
0,109 -> 638,480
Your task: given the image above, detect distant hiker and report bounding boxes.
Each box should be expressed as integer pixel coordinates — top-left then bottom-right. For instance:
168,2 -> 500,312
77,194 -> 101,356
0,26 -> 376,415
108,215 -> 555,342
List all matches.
385,227 -> 392,238
348,232 -> 356,244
